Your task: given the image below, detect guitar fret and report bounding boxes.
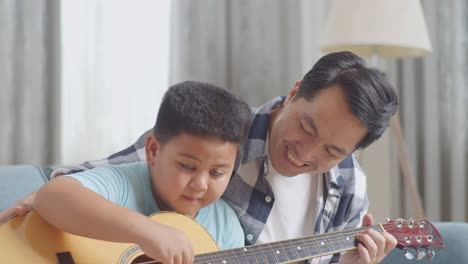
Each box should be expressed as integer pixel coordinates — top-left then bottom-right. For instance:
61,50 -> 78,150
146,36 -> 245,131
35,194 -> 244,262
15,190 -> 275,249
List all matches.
316,234 -> 333,253
221,249 -> 239,264
252,246 -> 269,264
290,238 -> 310,259
269,242 -> 290,262
303,236 -> 323,257
258,243 -> 280,263
327,233 -> 346,252
240,246 -> 263,264
282,240 -> 300,260
298,238 -> 313,259
230,250 -> 241,264
209,251 -> 222,263
240,248 -> 254,264
341,230 -> 357,249
269,243 -> 282,263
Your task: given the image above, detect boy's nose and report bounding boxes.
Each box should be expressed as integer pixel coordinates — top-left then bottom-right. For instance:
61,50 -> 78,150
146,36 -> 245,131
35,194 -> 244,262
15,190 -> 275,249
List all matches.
189,174 -> 208,192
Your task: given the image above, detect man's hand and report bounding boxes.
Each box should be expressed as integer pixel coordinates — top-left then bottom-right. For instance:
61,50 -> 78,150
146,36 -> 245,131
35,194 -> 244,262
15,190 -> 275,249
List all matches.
338,213 -> 397,264
0,192 -> 36,223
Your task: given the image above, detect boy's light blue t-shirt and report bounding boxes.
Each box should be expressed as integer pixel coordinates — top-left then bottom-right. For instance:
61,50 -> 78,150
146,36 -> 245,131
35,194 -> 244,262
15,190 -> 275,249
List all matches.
66,161 -> 245,250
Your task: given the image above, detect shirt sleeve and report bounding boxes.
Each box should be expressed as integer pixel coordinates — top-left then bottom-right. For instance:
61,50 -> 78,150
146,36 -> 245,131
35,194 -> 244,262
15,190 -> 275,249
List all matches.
65,165 -> 131,207
48,129 -> 151,178
327,156 -> 369,264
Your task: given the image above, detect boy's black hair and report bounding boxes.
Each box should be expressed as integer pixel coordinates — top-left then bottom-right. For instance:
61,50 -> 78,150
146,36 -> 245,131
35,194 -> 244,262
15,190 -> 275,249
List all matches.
154,81 -> 252,148
297,51 -> 398,149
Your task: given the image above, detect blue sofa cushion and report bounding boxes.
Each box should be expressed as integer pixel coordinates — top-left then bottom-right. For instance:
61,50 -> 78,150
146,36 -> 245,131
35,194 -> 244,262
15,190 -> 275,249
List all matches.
0,165 -> 48,211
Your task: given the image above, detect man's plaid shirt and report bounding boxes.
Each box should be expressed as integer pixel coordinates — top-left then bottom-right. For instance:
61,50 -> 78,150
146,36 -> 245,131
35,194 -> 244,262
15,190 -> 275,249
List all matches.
50,96 -> 369,264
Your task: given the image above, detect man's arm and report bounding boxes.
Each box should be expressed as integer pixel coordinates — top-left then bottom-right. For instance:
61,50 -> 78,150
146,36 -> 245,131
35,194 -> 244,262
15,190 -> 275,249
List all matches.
49,129 -> 151,179
35,176 -> 194,263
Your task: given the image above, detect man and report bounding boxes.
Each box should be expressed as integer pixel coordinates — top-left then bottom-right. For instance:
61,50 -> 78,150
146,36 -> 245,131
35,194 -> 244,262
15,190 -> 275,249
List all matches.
2,51 -> 398,264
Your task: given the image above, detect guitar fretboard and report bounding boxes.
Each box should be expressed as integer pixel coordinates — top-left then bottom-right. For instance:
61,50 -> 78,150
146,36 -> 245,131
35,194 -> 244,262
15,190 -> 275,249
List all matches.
194,225 -> 382,264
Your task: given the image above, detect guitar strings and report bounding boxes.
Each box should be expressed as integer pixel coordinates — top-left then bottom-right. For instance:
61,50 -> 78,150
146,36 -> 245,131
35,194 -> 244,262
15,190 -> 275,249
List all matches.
123,221 -> 438,264
192,223 -> 438,264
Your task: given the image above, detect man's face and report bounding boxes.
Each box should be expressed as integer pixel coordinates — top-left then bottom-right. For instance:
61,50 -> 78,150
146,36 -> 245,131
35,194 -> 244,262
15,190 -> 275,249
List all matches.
145,133 -> 238,218
268,82 -> 368,176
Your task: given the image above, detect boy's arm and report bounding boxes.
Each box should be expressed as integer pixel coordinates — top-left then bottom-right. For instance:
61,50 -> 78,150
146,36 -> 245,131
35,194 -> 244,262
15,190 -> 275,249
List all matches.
0,129 -> 152,223
35,176 -> 194,263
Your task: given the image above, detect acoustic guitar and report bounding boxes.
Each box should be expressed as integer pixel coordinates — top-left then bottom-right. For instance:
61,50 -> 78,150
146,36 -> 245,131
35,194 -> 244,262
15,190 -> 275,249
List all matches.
0,211 -> 443,263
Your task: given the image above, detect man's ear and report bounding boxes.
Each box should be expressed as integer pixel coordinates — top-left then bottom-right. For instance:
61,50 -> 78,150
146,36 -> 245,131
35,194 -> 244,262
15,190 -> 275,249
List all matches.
284,80 -> 301,105
145,134 -> 160,165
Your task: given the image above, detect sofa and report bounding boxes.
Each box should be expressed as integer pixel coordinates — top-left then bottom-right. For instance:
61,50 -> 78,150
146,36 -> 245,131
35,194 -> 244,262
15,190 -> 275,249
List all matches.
1,165 -> 467,263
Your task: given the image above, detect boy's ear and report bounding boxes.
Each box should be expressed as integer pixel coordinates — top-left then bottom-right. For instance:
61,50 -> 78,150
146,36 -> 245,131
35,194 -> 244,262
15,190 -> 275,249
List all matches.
145,134 -> 160,165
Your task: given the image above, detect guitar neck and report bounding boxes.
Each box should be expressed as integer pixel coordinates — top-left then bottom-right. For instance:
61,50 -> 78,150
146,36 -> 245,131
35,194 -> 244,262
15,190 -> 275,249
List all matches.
194,225 -> 382,264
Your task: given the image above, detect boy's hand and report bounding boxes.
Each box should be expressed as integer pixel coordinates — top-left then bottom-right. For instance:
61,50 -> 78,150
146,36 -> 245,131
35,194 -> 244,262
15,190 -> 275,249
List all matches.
0,192 -> 36,223
139,222 -> 194,264
338,214 -> 397,264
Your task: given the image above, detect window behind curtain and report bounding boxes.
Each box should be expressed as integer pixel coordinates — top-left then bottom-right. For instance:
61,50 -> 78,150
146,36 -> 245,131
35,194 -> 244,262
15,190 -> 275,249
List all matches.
60,0 -> 170,164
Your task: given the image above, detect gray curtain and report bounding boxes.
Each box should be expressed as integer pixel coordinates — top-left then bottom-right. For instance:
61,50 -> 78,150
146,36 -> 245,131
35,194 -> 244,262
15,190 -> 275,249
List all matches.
0,0 -> 61,165
389,0 -> 468,222
170,0 -> 327,106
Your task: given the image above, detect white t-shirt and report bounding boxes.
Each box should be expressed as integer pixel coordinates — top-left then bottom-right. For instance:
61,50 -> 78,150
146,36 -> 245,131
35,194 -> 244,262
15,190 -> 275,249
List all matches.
257,160 -> 321,244
257,135 -> 321,241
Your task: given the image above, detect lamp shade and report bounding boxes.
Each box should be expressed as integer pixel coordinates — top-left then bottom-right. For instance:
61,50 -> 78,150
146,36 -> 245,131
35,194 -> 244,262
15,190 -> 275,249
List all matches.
320,0 -> 432,58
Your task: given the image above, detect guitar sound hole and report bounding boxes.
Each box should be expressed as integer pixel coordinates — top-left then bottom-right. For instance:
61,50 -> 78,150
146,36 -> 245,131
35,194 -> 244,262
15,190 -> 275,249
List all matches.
131,254 -> 159,264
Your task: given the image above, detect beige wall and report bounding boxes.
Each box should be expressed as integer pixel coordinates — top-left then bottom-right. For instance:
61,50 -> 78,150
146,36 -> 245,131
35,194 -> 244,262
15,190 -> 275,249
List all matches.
359,131 -> 397,223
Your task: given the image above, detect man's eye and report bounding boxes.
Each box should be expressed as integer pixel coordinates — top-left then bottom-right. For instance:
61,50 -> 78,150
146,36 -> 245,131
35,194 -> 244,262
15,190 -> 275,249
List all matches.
300,122 -> 307,132
301,121 -> 313,135
210,170 -> 225,177
327,151 -> 338,159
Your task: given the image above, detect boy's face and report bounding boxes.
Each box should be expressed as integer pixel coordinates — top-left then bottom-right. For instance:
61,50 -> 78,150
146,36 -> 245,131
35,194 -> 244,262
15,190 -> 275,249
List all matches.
268,82 -> 368,176
145,133 -> 238,218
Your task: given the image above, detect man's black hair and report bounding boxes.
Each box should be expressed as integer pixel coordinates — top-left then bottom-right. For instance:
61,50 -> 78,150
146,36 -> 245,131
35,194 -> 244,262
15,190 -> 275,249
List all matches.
297,51 -> 398,149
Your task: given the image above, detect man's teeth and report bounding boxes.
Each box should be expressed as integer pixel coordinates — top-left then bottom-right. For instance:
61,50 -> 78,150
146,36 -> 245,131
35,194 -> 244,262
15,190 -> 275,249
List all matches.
287,149 -> 305,166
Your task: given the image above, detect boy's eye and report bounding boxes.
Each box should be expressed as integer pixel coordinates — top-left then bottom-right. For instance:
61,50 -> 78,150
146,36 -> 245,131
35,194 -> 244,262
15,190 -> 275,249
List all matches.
179,163 -> 195,171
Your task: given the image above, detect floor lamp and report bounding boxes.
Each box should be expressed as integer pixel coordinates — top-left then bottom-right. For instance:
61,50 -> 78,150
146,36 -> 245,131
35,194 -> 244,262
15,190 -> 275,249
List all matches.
320,0 -> 432,218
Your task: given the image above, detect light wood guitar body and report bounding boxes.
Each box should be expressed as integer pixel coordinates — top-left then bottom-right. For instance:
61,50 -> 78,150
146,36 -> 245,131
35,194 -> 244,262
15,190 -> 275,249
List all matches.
0,211 -> 443,263
0,211 -> 218,263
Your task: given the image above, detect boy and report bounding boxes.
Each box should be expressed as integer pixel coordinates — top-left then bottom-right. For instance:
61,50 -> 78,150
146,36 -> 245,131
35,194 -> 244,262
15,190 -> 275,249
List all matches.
34,81 -> 252,263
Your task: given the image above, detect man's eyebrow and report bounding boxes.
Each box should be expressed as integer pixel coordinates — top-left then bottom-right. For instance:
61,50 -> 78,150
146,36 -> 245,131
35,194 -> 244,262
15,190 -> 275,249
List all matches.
301,113 -> 349,156
177,153 -> 233,168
